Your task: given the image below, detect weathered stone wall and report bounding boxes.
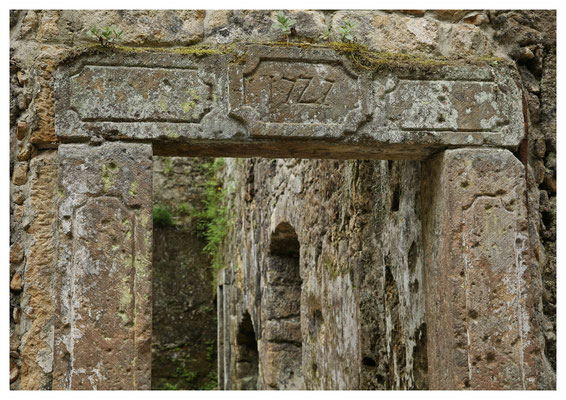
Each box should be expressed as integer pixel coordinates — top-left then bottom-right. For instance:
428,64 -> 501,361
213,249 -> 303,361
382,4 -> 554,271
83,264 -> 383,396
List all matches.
217,158 -> 428,389
9,10 -> 555,389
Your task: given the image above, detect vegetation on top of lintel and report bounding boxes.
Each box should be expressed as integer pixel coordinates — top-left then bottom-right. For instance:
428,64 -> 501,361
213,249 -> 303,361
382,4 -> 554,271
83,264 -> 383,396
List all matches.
58,39 -> 509,76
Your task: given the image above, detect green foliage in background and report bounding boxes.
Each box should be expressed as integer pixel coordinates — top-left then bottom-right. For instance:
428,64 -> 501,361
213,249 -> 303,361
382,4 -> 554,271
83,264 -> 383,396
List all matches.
192,158 -> 228,277
205,339 -> 216,362
201,371 -> 218,390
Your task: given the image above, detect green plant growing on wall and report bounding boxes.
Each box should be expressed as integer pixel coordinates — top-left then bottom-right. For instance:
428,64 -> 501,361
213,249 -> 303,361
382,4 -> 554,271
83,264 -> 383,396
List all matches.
176,367 -> 197,384
177,202 -> 190,216
319,28 -> 331,42
337,20 -> 358,42
153,204 -> 174,226
201,371 -> 218,390
163,157 -> 174,175
205,339 -> 216,361
158,382 -> 180,390
192,158 -> 228,280
271,12 -> 296,42
87,25 -> 124,47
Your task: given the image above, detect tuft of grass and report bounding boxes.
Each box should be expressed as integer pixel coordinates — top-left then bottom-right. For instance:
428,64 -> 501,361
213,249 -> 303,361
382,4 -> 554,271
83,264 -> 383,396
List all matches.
201,371 -> 218,390
87,25 -> 124,47
153,204 -> 174,226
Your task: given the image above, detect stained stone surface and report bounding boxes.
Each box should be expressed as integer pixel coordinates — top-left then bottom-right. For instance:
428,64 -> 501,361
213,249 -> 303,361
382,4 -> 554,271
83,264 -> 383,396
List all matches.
217,158 -> 428,390
421,148 -> 537,389
53,142 -> 152,389
10,10 -> 556,391
54,45 -> 524,160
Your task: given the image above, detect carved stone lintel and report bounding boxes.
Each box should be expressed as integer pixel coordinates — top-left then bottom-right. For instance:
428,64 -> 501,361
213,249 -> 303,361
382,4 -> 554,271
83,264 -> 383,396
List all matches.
54,45 -> 524,159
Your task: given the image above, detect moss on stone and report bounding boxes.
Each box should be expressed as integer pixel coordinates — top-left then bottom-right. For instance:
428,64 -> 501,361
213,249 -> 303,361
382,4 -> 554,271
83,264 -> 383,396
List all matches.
102,162 -> 119,191
112,44 -> 235,57
129,181 -> 138,197
163,128 -> 180,139
58,41 -> 508,81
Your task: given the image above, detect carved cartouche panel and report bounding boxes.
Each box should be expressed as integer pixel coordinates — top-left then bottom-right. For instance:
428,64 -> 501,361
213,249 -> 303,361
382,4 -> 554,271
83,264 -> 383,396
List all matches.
229,46 -> 370,138
69,65 -> 212,123
54,45 -> 524,157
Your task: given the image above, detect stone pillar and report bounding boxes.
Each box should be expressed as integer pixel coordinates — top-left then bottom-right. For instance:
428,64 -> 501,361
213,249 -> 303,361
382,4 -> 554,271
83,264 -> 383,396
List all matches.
222,269 -> 232,390
53,142 -> 153,390
421,148 -> 537,389
217,283 -> 224,390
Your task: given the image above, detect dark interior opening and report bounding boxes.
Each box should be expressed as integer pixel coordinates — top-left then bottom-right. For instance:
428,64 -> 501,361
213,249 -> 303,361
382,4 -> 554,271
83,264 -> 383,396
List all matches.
235,311 -> 259,390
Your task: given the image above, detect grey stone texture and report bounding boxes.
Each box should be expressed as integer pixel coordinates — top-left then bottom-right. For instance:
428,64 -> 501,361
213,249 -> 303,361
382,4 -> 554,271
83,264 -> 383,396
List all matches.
217,157 -> 427,389
9,9 -> 556,390
54,44 -> 524,159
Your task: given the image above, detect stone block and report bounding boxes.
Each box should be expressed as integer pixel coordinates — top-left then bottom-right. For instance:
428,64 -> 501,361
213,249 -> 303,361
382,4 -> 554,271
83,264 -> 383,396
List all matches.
19,153 -> 58,390
53,142 -> 152,390
16,121 -> 27,140
262,285 -> 301,320
10,273 -> 23,292
260,341 -> 303,389
10,243 -> 24,264
422,148 -> 537,389
264,318 -> 301,344
17,145 -> 32,161
54,44 -> 524,160
12,163 -> 28,186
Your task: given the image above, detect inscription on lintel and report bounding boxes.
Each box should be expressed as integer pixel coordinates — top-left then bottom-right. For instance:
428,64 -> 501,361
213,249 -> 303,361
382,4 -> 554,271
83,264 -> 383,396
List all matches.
54,45 -> 525,152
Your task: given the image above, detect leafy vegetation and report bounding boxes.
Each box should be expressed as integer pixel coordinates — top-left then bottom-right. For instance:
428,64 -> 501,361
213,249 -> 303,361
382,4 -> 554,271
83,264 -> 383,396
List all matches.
319,27 -> 331,42
157,382 -> 180,390
337,20 -> 358,42
87,25 -> 124,47
163,157 -> 174,175
271,12 -> 296,41
201,371 -> 218,390
205,339 -> 216,362
192,158 -> 228,278
153,204 -> 174,226
177,202 -> 190,216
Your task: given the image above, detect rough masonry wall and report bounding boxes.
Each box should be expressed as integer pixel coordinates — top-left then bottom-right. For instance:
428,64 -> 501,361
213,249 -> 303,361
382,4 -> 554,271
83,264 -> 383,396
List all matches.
217,158 -> 427,389
9,10 -> 555,389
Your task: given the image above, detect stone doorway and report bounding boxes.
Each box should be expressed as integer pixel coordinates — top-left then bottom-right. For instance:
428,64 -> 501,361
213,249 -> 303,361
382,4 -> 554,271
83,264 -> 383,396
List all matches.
52,43 -> 537,390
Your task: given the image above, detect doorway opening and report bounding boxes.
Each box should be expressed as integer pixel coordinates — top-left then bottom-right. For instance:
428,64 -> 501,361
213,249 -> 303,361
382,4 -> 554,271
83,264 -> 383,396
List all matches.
235,311 -> 259,390
262,222 -> 303,389
151,156 -> 218,390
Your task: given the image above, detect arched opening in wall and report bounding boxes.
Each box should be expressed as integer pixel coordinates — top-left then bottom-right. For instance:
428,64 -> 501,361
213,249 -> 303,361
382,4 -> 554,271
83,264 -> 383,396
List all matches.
262,222 -> 303,389
235,311 -> 259,390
